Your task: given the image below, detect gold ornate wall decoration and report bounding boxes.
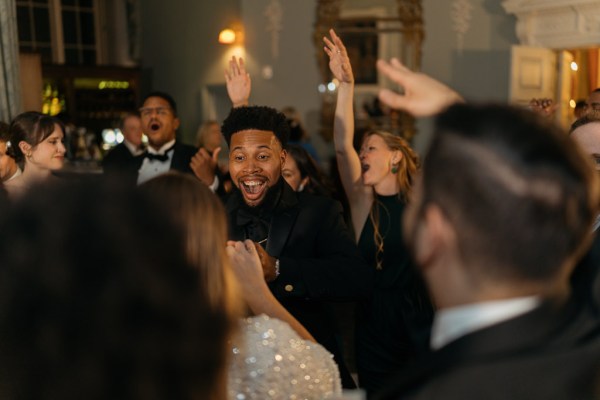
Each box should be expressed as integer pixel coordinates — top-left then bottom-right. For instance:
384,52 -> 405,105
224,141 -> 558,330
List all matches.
265,0 -> 284,60
451,0 -> 473,53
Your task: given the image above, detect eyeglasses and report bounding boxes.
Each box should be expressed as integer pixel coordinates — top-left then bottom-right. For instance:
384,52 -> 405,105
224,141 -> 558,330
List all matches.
139,107 -> 173,117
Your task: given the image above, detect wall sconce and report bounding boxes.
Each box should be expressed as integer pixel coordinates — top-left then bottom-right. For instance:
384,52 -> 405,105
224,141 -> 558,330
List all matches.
219,28 -> 237,44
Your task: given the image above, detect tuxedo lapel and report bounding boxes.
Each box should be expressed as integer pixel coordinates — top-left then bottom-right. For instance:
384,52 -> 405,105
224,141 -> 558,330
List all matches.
266,183 -> 299,258
225,191 -> 247,242
169,143 -> 185,171
267,206 -> 299,258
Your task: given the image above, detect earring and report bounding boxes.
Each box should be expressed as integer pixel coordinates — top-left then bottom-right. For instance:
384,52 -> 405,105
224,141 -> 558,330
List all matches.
391,164 -> 399,174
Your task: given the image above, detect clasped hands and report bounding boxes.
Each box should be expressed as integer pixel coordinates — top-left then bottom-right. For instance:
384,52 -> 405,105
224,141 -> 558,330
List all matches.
226,239 -> 279,284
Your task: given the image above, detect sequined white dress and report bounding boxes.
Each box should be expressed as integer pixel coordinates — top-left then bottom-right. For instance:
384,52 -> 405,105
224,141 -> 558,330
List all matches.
228,314 -> 342,399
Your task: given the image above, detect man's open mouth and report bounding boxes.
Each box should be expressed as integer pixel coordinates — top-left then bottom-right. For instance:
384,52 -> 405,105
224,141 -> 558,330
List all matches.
240,178 -> 268,202
361,163 -> 370,173
150,123 -> 160,131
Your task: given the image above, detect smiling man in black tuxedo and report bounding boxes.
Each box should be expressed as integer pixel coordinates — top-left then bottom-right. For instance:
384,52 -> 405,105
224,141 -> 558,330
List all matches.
222,105 -> 373,389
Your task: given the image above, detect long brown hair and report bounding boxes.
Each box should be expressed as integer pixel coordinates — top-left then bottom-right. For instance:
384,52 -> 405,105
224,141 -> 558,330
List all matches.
365,131 -> 420,269
140,172 -> 241,320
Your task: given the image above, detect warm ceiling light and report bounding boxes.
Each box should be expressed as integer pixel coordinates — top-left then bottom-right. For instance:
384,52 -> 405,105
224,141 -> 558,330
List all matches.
219,29 -> 236,44
571,61 -> 578,71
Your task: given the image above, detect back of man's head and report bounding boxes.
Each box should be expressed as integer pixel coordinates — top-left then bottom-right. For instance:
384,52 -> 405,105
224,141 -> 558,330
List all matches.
422,103 -> 599,285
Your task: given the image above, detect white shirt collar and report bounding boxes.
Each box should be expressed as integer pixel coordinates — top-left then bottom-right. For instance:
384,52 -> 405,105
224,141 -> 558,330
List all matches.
123,139 -> 144,156
147,139 -> 175,155
6,167 -> 22,182
431,296 -> 540,350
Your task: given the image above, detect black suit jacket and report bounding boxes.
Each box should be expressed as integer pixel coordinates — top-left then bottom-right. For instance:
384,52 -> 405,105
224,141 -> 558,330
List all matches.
571,230 -> 600,316
102,142 -> 137,174
226,181 -> 373,302
226,181 -> 374,387
375,298 -> 600,400
104,142 -> 198,185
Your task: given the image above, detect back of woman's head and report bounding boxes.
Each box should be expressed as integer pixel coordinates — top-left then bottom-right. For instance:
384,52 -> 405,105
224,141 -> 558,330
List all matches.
9,111 -> 63,162
140,172 -> 241,319
366,130 -> 419,200
0,178 -> 231,399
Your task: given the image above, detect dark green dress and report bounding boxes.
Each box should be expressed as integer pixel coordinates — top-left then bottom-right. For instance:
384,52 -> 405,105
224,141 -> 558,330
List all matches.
356,193 -> 433,396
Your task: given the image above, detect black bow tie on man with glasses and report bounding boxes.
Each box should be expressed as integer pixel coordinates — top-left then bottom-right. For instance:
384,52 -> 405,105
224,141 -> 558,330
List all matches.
143,144 -> 175,162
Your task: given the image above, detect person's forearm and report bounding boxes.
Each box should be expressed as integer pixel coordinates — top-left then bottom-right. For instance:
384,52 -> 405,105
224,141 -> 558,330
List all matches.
334,82 -> 355,153
245,286 -> 315,341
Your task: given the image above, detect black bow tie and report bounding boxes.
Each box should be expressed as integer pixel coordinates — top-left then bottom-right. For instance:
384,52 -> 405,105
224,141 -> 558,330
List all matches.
236,208 -> 270,246
144,145 -> 174,162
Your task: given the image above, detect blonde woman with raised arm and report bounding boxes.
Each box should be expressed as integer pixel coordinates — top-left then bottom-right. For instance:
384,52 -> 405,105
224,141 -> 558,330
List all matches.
324,29 -> 434,396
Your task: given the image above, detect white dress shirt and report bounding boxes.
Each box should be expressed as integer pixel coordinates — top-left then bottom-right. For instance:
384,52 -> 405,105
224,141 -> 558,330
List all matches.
6,167 -> 22,182
430,296 -> 540,350
136,139 -> 175,185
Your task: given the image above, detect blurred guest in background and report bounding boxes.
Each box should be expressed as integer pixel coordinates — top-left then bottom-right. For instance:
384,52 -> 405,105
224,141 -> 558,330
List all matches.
192,120 -> 232,194
0,121 -> 21,183
283,143 -> 333,197
102,112 -> 144,179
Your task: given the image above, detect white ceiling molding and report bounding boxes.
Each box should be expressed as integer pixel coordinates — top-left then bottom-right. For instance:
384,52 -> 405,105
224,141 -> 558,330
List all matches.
502,0 -> 600,48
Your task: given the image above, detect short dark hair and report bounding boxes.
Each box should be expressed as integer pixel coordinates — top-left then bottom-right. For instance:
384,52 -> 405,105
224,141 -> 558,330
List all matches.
0,179 -> 231,399
421,103 -> 598,284
142,91 -> 178,116
0,121 -> 9,142
9,112 -> 64,162
571,111 -> 600,134
221,106 -> 290,146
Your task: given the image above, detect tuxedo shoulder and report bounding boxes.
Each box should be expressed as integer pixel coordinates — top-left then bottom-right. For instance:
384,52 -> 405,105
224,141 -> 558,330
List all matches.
175,142 -> 198,154
296,192 -> 342,212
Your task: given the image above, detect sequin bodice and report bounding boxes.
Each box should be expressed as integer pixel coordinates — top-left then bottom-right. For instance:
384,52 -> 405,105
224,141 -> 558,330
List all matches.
228,315 -> 342,399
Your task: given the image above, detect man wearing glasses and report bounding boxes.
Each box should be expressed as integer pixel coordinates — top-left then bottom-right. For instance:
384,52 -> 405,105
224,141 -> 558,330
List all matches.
135,92 -> 200,185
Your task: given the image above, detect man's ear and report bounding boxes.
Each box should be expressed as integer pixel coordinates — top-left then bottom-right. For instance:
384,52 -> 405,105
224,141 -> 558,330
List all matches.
173,117 -> 180,130
414,204 -> 455,270
280,149 -> 287,167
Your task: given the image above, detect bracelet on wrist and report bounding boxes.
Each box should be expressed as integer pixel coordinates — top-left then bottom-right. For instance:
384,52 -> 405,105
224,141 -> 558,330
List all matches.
274,258 -> 280,278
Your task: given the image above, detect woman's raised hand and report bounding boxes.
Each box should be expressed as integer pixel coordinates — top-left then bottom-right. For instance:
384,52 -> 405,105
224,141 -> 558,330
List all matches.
377,58 -> 463,117
323,29 -> 354,84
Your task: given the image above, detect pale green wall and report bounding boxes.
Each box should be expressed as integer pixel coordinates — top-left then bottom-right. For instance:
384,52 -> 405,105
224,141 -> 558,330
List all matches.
422,0 -> 518,102
240,0 -> 324,157
140,1 -> 241,144
139,0 -> 518,150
